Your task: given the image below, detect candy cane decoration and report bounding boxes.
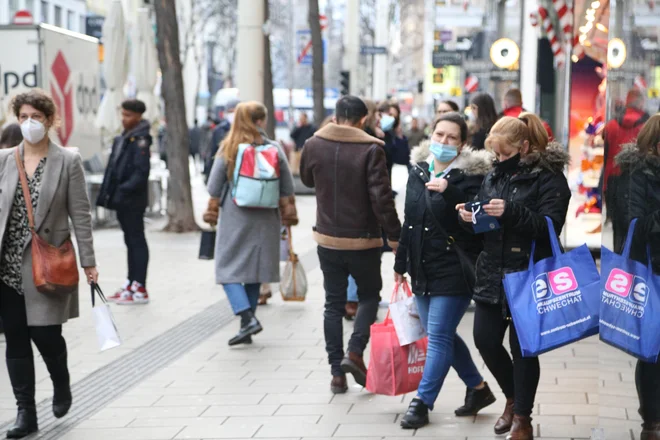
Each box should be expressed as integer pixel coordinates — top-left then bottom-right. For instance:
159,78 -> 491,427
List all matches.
538,6 -> 565,68
551,0 -> 573,42
572,34 -> 585,61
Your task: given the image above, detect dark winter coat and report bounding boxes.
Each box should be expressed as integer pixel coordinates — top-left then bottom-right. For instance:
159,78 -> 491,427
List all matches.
394,141 -> 493,296
97,120 -> 152,211
615,145 -> 660,273
469,143 -> 571,307
300,123 -> 401,250
290,123 -> 316,150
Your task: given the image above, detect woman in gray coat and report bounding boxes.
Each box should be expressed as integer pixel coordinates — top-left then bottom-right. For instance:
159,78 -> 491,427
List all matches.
206,101 -> 297,346
0,90 -> 97,438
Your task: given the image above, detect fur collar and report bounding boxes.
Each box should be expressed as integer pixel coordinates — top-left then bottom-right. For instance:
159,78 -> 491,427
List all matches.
519,142 -> 570,174
314,123 -> 385,146
410,140 -> 494,176
615,143 -> 660,174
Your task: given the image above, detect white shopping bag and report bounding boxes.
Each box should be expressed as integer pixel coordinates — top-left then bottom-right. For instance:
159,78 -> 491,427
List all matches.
91,284 -> 121,351
388,281 -> 426,346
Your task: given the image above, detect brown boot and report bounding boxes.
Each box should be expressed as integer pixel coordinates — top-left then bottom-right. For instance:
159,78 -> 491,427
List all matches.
340,352 -> 367,387
494,398 -> 514,434
330,375 -> 347,394
344,302 -> 358,320
507,415 -> 533,440
642,422 -> 660,440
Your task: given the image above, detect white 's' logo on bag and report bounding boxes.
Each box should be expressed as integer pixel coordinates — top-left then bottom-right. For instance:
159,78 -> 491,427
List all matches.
533,274 -> 550,301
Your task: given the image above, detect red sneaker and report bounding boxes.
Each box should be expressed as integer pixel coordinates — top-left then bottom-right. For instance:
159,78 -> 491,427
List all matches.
108,280 -> 131,302
117,282 -> 149,305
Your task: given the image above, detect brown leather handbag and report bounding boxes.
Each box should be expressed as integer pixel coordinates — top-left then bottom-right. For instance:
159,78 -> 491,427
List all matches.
14,149 -> 79,294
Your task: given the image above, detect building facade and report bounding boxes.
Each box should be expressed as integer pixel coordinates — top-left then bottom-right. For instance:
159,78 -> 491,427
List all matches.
1,0 -> 86,32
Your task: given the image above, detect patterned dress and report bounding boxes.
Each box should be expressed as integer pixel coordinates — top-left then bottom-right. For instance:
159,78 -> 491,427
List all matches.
0,158 -> 47,294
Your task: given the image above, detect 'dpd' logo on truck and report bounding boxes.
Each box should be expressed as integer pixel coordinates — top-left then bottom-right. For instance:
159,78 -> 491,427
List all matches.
51,52 -> 74,146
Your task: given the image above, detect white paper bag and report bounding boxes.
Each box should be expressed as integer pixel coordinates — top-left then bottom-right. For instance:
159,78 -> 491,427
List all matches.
91,284 -> 121,351
388,283 -> 426,346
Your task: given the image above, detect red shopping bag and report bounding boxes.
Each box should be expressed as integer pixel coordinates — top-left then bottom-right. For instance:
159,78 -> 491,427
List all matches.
365,282 -> 428,396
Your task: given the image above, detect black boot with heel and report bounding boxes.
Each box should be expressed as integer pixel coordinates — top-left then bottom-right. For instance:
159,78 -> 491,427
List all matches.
6,358 -> 38,439
42,351 -> 72,418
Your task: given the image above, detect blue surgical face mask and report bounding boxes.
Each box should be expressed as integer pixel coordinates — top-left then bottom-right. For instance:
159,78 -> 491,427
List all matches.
380,114 -> 395,132
429,142 -> 458,163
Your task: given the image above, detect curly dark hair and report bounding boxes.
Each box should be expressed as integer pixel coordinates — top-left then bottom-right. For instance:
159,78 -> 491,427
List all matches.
11,89 -> 57,120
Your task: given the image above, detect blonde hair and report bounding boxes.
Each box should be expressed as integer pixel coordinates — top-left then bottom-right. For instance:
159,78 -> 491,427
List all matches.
219,101 -> 267,179
636,114 -> 660,156
485,112 -> 549,156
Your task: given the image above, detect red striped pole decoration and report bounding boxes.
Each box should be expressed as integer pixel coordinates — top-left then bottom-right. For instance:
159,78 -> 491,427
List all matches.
538,6 -> 565,68
551,0 -> 573,42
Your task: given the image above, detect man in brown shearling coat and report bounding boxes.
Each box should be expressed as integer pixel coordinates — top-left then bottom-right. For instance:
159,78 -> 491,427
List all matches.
300,96 -> 401,394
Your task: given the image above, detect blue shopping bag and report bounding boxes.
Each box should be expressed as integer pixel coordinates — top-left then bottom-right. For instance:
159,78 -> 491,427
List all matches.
599,219 -> 660,363
503,217 -> 600,357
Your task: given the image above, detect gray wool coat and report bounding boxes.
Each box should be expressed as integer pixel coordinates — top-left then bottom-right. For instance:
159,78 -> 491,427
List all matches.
0,142 -> 96,326
207,143 -> 294,284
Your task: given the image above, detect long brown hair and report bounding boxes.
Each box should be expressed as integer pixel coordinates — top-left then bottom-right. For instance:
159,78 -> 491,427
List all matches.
219,101 -> 267,179
486,112 -> 549,156
636,114 -> 660,156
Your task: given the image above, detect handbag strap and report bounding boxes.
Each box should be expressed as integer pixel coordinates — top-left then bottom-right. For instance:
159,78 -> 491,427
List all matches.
622,218 -> 638,258
13,149 -> 36,232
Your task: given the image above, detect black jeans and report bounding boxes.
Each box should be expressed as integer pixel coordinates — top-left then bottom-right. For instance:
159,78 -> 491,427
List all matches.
637,359 -> 660,423
318,246 -> 382,376
0,281 -> 66,360
473,302 -> 540,417
117,209 -> 150,286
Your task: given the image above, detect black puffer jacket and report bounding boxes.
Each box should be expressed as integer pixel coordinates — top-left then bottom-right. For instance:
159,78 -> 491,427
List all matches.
469,143 -> 571,306
616,145 -> 660,272
394,141 -> 493,296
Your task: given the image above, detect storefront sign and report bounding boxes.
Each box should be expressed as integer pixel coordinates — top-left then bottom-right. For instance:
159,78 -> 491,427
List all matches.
432,51 -> 463,67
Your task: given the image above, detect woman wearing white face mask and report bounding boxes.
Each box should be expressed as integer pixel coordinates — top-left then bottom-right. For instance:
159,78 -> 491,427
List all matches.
378,101 -> 410,181
394,112 -> 496,429
0,89 -> 97,438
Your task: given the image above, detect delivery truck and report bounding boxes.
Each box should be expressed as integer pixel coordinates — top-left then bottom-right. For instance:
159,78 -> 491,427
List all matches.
0,23 -> 101,160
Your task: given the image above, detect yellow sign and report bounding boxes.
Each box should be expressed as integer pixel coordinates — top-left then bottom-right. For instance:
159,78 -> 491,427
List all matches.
649,88 -> 660,99
450,87 -> 462,97
433,68 -> 444,84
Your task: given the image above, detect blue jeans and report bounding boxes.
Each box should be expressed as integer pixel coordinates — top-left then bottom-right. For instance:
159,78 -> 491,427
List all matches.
415,294 -> 483,410
223,283 -> 261,315
347,276 -> 358,302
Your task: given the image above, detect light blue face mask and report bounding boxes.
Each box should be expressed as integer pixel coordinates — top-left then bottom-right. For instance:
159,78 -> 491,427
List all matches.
380,114 -> 395,132
429,142 -> 458,163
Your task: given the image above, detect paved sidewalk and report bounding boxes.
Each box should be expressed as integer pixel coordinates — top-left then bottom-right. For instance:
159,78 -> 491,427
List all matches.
0,168 -> 645,440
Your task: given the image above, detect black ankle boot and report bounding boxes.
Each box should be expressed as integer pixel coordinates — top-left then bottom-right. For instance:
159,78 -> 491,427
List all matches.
455,382 -> 497,416
6,358 -> 38,439
42,351 -> 72,418
400,398 -> 429,429
228,311 -> 262,346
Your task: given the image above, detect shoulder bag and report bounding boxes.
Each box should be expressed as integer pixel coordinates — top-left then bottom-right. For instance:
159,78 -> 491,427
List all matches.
424,189 -> 476,291
14,149 -> 79,294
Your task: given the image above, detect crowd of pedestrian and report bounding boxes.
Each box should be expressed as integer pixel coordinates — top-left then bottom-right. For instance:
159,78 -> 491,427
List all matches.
0,84 -> 658,440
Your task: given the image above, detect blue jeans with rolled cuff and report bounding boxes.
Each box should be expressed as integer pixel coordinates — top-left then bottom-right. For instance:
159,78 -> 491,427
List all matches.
223,283 -> 261,315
